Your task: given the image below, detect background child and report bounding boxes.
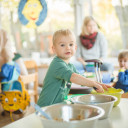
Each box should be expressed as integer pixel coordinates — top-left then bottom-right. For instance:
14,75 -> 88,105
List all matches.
0,29 -> 20,91
37,29 -> 111,107
114,50 -> 128,92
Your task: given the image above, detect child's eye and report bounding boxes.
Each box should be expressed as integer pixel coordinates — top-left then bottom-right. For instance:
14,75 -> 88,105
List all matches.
70,44 -> 73,46
124,59 -> 128,62
60,44 -> 65,47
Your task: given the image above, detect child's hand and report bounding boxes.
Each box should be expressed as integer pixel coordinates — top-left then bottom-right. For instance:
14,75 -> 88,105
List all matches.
93,83 -> 104,93
94,82 -> 111,93
100,83 -> 111,90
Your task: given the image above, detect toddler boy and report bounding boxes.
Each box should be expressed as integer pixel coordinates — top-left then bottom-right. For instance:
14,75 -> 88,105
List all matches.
114,50 -> 128,92
37,29 -> 110,107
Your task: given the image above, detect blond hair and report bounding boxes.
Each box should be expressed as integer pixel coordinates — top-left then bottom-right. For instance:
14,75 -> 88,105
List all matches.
52,29 -> 75,45
0,29 -> 14,63
81,16 -> 98,36
118,50 -> 128,61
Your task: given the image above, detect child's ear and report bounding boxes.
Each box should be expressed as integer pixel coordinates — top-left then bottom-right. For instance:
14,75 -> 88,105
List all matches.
52,45 -> 56,54
75,45 -> 77,50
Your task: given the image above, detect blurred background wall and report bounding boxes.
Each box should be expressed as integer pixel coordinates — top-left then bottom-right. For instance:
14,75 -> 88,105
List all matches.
0,0 -> 127,58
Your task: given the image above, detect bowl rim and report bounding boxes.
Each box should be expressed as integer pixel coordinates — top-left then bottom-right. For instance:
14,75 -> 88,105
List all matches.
91,88 -> 124,95
37,104 -> 105,123
71,94 -> 118,105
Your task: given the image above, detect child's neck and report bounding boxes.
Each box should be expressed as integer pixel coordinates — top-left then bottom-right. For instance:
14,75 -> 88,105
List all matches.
57,56 -> 70,64
61,58 -> 70,64
63,59 -> 70,64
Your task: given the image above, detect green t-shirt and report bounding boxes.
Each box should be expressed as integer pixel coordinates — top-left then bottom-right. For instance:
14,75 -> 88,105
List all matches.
37,56 -> 78,107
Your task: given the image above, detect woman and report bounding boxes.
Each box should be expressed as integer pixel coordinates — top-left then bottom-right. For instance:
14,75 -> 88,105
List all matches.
76,16 -> 113,72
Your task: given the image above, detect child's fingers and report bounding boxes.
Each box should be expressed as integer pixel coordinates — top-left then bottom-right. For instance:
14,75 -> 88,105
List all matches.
96,89 -> 104,93
94,82 -> 112,93
96,81 -> 111,90
101,83 -> 111,91
95,84 -> 104,93
103,84 -> 111,88
101,84 -> 108,91
96,88 -> 104,93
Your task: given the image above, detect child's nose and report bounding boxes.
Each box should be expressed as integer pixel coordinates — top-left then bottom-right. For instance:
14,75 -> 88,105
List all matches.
121,62 -> 125,67
66,45 -> 70,49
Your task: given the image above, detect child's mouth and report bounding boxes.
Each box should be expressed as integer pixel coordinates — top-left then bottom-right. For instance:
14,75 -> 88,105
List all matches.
65,52 -> 70,55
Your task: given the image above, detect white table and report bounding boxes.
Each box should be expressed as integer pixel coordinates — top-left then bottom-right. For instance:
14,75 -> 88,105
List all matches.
96,98 -> 128,128
3,98 -> 128,128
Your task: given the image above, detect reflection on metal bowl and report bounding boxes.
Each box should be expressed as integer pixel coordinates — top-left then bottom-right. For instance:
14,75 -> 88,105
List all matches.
37,104 -> 104,128
71,94 -> 117,119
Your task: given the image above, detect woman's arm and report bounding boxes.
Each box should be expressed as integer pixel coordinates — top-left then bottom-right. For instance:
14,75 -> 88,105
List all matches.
70,73 -> 111,93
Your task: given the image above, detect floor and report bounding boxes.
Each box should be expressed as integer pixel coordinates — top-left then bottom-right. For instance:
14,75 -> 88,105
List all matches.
0,101 -> 35,127
0,105 -> 21,127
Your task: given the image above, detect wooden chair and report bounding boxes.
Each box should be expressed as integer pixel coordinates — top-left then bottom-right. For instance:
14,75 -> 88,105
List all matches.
24,60 -> 38,73
122,93 -> 128,98
19,72 -> 38,103
0,83 -> 1,93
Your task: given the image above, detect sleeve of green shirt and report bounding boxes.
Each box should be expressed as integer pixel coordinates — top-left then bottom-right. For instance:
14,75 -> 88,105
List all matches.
72,64 -> 80,74
53,62 -> 75,82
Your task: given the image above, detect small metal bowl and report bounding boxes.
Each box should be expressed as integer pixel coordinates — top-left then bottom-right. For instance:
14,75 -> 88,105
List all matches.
37,104 -> 104,128
71,94 -> 117,119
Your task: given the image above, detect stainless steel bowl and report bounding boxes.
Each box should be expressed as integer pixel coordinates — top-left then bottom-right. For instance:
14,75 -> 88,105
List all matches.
37,104 -> 104,128
71,94 -> 117,119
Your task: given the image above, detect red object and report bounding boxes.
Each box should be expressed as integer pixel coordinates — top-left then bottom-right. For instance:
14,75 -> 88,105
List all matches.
80,32 -> 97,49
